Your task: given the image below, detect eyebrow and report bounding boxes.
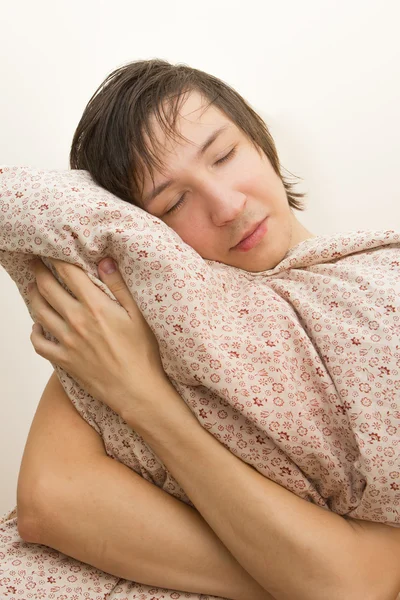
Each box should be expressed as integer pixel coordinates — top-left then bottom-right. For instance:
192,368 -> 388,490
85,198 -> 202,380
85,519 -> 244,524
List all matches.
143,124 -> 230,207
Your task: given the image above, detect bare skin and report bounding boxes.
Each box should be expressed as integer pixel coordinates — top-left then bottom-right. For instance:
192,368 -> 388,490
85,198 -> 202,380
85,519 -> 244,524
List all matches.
138,89 -> 315,273
24,91 -> 399,599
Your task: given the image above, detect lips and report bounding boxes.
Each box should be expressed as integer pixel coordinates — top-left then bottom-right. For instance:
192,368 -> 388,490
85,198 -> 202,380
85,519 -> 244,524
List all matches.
233,218 -> 267,248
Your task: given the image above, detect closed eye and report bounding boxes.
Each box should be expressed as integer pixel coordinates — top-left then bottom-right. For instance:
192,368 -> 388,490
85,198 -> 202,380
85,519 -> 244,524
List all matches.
165,146 -> 238,216
214,146 -> 237,166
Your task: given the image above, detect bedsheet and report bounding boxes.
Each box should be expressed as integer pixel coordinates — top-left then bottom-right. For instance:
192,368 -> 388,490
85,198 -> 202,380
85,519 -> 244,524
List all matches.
0,506 -> 228,599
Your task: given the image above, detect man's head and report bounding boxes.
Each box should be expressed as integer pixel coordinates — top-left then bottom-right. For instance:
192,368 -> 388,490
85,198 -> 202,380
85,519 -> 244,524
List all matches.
70,59 -> 313,272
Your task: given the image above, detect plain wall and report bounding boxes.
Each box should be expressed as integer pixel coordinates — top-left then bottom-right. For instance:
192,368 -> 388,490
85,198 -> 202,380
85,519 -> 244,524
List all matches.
1,0 -> 399,517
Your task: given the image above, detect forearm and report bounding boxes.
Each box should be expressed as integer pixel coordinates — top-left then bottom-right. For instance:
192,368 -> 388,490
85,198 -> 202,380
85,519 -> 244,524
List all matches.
30,454 -> 274,600
128,380 -> 400,600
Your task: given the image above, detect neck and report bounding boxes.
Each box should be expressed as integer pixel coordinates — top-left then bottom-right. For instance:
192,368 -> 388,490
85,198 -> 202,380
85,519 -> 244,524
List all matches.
289,212 -> 316,250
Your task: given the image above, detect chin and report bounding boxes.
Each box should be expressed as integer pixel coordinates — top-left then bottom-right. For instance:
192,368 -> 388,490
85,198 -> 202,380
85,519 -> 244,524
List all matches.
252,238 -> 291,272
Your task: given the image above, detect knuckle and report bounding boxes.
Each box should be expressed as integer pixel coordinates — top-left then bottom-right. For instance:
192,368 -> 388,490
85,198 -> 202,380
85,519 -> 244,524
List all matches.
92,301 -> 107,318
110,280 -> 128,294
54,262 -> 68,280
71,314 -> 89,337
30,335 -> 42,355
36,278 -> 51,298
60,324 -> 76,345
64,307 -> 76,325
62,333 -> 75,350
87,300 -> 107,321
35,307 -> 46,323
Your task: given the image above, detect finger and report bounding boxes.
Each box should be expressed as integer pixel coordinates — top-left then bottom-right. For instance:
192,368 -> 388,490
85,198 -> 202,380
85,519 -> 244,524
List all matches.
48,257 -> 108,307
29,282 -> 71,342
31,258 -> 90,320
97,258 -> 139,318
30,322 -> 65,365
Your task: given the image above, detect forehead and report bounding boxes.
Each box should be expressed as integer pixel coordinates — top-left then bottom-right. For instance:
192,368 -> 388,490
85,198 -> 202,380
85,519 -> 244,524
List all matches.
146,90 -> 233,159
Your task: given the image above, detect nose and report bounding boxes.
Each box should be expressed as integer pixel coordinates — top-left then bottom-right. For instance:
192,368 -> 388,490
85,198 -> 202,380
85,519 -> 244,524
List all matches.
204,183 -> 247,227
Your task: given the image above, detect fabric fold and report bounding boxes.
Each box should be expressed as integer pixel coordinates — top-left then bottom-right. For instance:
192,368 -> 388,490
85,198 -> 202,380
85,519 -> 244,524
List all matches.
1,165 -> 399,527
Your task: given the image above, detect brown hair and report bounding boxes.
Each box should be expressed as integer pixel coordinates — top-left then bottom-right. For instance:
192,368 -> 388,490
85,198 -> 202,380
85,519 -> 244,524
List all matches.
69,58 -> 306,211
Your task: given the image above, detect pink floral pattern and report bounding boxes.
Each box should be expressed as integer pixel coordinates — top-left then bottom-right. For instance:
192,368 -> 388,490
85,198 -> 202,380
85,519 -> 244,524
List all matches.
0,510 -> 219,599
1,166 -> 399,596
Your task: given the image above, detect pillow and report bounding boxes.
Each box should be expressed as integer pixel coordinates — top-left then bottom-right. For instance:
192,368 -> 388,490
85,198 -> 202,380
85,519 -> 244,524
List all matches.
1,165 -> 399,526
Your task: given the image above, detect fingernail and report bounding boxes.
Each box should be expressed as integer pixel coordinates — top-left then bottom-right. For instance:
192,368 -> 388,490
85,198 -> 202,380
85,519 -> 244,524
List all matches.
101,258 -> 116,274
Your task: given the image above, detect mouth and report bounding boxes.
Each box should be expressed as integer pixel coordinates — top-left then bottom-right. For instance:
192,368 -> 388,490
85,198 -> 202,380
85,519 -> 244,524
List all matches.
231,217 -> 269,252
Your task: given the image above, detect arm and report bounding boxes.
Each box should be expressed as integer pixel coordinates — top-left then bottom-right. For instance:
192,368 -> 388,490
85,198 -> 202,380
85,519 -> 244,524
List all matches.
17,371 -> 274,600
25,259 -> 400,600
125,378 -> 400,600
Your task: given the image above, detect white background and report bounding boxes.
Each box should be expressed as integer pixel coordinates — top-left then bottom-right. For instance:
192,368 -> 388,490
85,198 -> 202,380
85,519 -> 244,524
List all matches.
1,0 -> 399,516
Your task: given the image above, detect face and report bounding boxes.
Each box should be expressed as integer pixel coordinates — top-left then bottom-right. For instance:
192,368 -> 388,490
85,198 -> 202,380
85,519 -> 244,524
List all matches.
139,90 -> 313,272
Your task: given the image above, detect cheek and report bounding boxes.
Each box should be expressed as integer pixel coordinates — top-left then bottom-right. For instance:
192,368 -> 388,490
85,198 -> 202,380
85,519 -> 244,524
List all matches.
236,152 -> 270,190
172,221 -> 206,252
248,157 -> 286,201
239,166 -> 271,198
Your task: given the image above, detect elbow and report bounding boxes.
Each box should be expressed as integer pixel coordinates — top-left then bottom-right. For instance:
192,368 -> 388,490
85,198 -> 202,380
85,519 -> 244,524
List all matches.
17,508 -> 42,543
17,485 -> 44,543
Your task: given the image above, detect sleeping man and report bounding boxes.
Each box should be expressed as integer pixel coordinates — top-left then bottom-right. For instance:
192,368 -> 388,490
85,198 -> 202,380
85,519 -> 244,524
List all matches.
5,59 -> 400,600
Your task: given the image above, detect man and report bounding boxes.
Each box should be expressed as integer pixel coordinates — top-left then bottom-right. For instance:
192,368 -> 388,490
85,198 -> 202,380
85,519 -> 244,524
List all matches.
15,59 -> 400,600
70,59 -> 314,273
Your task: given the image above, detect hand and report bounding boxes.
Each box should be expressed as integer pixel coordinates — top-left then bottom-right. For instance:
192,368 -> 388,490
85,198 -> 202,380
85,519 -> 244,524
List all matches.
28,257 -> 170,419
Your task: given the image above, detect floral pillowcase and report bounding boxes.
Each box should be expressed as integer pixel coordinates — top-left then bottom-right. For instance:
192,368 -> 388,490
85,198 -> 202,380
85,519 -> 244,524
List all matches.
1,165 -> 399,526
